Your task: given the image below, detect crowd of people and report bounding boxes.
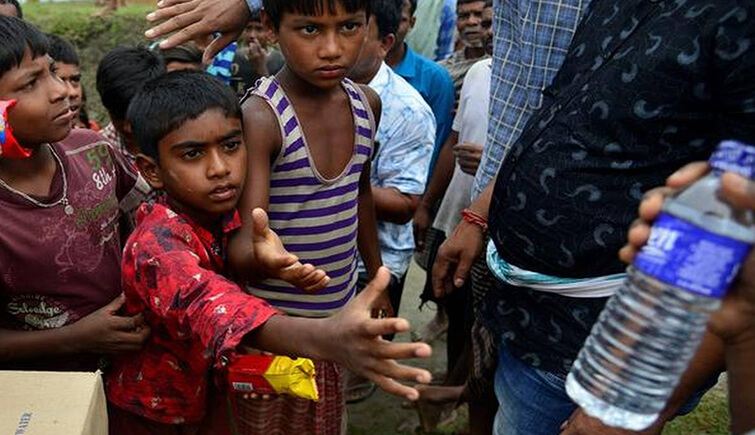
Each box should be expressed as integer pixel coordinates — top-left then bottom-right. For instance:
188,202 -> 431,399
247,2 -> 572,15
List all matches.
0,0 -> 753,434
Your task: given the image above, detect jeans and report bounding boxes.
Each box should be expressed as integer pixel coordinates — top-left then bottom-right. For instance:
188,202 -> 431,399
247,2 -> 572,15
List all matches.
493,341 -> 715,435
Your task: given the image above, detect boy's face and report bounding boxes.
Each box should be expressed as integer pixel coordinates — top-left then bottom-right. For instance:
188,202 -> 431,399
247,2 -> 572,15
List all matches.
273,2 -> 368,88
138,110 -> 247,225
54,62 -> 82,127
0,48 -> 73,147
457,1 -> 487,48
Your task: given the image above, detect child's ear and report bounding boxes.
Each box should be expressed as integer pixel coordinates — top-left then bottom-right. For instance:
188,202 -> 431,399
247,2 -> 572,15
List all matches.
135,154 -> 164,191
261,11 -> 278,44
380,34 -> 397,57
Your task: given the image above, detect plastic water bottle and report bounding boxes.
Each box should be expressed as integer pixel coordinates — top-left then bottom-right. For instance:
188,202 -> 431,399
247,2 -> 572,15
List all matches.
565,140 -> 755,430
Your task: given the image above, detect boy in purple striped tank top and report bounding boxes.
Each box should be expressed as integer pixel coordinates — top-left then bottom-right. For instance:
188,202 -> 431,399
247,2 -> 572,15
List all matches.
227,0 -> 391,432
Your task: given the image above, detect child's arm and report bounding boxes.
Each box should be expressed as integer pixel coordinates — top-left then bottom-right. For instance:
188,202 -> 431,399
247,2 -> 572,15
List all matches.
355,85 -> 383,280
0,294 -> 150,362
137,222 -> 432,400
228,96 -> 329,291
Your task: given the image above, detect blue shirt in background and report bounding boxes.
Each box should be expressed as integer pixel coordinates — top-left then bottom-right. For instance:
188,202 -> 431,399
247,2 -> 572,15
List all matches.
394,44 -> 455,178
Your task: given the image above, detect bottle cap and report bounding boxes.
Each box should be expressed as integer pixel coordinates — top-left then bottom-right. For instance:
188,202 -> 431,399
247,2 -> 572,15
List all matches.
709,140 -> 755,180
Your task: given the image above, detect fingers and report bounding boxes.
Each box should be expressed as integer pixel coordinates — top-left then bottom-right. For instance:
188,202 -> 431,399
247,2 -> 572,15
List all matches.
110,313 -> 145,331
413,224 -> 426,252
365,362 -> 433,400
361,317 -> 411,337
104,293 -> 126,312
117,328 -> 152,350
354,267 -> 392,310
452,249 -> 475,289
638,187 -> 671,221
666,161 -> 708,188
145,4 -> 202,42
155,0 -> 194,9
203,30 -> 242,64
619,216 -> 652,264
283,263 -> 330,292
453,142 -> 483,153
251,207 -> 270,238
431,247 -> 453,299
458,160 -> 478,176
721,172 -> 755,210
371,375 -> 422,401
367,339 -> 433,360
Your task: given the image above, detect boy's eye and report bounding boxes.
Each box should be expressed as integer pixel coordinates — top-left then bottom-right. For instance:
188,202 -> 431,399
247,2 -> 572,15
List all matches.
182,149 -> 203,159
341,22 -> 361,33
22,79 -> 37,91
224,141 -> 241,152
301,25 -> 318,35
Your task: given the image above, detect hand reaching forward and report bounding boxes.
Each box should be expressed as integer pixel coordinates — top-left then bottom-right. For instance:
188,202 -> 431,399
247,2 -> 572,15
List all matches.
145,0 -> 250,63
252,208 -> 330,293
324,267 -> 433,399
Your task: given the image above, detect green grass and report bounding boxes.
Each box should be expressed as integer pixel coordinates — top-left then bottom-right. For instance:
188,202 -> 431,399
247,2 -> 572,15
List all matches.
24,2 -> 156,123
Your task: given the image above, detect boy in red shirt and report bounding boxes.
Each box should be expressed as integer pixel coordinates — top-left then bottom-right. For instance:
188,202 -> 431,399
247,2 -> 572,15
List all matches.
107,70 -> 433,433
0,17 -> 149,372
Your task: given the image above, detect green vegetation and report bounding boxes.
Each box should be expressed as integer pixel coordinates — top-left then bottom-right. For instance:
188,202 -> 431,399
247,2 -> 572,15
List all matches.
24,2 -> 155,123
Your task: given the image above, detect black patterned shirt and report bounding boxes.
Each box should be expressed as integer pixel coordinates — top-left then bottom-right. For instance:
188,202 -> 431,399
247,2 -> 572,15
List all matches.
484,0 -> 755,375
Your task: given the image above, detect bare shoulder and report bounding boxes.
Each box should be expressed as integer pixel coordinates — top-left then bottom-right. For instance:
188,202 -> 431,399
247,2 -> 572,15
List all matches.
241,95 -> 282,154
357,83 -> 382,127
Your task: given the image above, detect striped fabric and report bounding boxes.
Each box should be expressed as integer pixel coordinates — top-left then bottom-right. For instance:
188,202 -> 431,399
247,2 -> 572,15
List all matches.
246,77 -> 374,318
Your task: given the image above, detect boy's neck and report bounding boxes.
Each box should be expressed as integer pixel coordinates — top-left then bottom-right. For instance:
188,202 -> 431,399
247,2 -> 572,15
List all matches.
276,67 -> 345,102
0,143 -> 55,186
166,196 -> 224,234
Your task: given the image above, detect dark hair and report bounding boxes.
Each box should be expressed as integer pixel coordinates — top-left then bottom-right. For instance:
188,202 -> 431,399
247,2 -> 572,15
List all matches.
46,34 -> 79,66
407,0 -> 416,16
0,16 -> 47,79
0,0 -> 22,18
371,0 -> 401,39
96,47 -> 165,121
457,0 -> 492,6
127,70 -> 241,160
159,42 -> 203,67
263,0 -> 370,29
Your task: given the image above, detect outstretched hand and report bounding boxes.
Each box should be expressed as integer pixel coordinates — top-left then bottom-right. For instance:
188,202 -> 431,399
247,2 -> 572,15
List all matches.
251,208 -> 330,292
325,267 -> 433,400
145,0 -> 250,63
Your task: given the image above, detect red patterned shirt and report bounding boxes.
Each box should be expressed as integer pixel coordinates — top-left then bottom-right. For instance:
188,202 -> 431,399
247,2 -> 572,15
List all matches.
106,201 -> 278,424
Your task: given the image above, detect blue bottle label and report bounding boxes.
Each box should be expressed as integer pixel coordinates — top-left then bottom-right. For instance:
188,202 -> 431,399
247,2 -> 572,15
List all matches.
634,212 -> 752,298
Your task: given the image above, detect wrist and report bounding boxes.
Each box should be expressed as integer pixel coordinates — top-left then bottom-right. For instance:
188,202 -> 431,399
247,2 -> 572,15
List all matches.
59,322 -> 83,354
461,208 -> 488,233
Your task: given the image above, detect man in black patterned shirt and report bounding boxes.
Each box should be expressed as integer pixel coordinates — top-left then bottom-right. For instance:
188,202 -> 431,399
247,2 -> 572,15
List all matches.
433,1 -> 755,433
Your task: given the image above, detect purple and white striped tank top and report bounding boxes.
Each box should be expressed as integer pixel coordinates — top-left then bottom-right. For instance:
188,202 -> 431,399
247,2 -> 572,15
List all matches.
245,77 -> 375,318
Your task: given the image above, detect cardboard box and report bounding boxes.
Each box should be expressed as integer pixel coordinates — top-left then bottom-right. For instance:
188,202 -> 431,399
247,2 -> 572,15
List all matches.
0,370 -> 107,435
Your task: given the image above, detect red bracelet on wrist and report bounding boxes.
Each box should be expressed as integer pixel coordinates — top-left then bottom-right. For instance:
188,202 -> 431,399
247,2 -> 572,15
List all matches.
460,209 -> 488,232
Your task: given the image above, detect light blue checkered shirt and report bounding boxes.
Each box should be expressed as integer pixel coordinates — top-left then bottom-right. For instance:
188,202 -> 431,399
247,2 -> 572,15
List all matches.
471,0 -> 591,199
